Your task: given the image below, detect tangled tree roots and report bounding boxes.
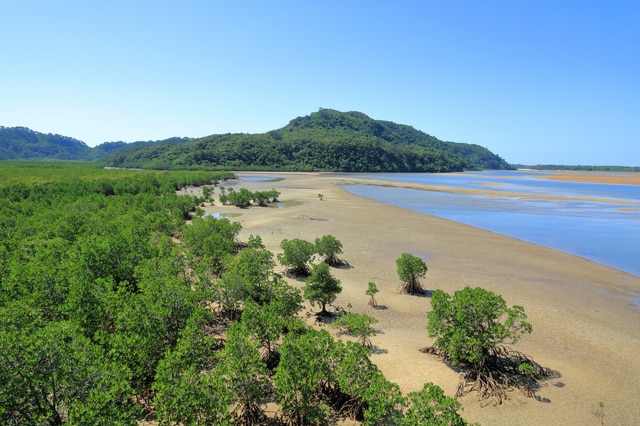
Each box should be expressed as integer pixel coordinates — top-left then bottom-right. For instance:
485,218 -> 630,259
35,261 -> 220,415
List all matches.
283,266 -> 311,278
358,335 -> 373,349
422,345 -> 553,406
260,348 -> 281,371
231,402 -> 267,426
399,278 -> 425,295
316,381 -> 365,422
323,255 -> 349,268
211,304 -> 242,323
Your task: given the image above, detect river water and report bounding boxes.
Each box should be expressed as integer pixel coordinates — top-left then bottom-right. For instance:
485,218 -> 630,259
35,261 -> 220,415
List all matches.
340,171 -> 640,277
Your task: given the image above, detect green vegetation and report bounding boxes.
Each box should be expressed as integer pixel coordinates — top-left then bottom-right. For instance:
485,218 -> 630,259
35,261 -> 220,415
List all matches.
427,287 -> 532,365
277,238 -> 317,276
366,281 -> 380,307
104,109 -> 512,172
1,109 -> 513,172
0,126 -> 92,160
332,312 -> 378,348
314,234 -> 345,266
594,401 -> 606,425
182,215 -> 242,276
0,161 -> 476,424
396,252 -> 428,295
424,286 -> 551,404
219,187 -> 280,207
0,163 -> 231,424
304,263 -> 342,316
395,382 -> 472,426
0,125 -> 190,161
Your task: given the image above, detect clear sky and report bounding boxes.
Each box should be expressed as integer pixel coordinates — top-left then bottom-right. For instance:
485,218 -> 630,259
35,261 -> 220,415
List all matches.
1,1 -> 638,166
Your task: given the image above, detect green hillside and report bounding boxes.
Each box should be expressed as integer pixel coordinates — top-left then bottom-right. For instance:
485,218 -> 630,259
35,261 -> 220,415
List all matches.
0,126 -> 190,161
0,126 -> 92,160
1,110 -> 512,171
105,109 -> 512,172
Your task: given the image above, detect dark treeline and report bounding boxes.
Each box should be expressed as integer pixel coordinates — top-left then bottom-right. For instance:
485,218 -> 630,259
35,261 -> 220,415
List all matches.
0,163 -> 471,425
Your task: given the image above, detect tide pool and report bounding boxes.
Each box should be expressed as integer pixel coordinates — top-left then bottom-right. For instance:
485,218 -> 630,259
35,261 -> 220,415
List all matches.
341,171 -> 640,277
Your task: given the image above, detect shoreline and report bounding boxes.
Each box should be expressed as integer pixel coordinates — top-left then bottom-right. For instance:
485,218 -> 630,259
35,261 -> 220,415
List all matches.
205,173 -> 640,425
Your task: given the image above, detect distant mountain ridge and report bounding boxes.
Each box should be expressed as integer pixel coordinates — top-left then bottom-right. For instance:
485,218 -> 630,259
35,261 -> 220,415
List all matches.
0,126 -> 191,161
1,110 -> 512,172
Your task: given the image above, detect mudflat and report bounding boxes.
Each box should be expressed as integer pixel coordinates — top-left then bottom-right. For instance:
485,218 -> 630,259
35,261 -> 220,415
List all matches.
205,173 -> 640,425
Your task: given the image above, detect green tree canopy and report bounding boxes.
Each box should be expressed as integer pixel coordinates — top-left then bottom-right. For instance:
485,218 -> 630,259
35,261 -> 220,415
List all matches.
425,286 -> 549,404
152,309 -> 231,426
314,234 -> 344,267
366,281 -> 379,307
0,319 -> 138,425
427,286 -> 532,366
395,253 -> 428,295
274,329 -> 336,425
181,216 -> 241,276
97,109 -> 513,172
332,312 -> 378,348
277,238 -> 316,276
303,263 -> 342,316
395,382 -> 470,426
219,323 -> 270,424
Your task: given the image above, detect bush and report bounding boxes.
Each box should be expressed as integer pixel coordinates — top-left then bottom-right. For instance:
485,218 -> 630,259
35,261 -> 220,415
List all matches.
277,238 -> 316,276
395,253 -> 428,295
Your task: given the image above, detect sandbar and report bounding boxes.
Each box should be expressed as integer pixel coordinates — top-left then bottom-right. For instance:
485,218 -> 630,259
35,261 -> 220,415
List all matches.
543,171 -> 640,186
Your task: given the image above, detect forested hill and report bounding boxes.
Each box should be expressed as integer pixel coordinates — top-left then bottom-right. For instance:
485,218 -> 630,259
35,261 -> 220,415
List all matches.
0,126 -> 190,161
2,110 -> 512,171
105,109 -> 512,172
0,126 -> 92,160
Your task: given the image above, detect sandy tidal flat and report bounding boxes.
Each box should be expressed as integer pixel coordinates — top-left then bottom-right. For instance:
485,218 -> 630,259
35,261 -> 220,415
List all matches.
205,173 -> 640,425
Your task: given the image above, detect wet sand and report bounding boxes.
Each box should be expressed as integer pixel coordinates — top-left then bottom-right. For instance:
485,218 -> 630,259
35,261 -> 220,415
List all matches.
205,173 -> 640,425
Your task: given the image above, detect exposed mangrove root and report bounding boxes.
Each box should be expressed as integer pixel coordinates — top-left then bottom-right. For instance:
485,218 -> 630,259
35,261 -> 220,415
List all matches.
231,402 -> 267,425
398,278 -> 425,295
260,347 -> 281,371
358,335 -> 373,349
422,345 -> 553,406
211,304 -> 242,323
323,255 -> 349,268
316,381 -> 365,422
282,265 -> 311,278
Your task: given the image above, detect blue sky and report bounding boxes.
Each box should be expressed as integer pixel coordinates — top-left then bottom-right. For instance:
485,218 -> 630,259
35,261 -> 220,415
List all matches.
1,1 -> 638,166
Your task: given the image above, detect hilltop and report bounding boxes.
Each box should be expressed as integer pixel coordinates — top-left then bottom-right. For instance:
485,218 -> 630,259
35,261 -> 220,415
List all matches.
2,110 -> 512,172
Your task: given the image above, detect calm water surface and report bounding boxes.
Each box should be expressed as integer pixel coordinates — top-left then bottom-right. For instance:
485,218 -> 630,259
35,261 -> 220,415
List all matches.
341,171 -> 640,277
